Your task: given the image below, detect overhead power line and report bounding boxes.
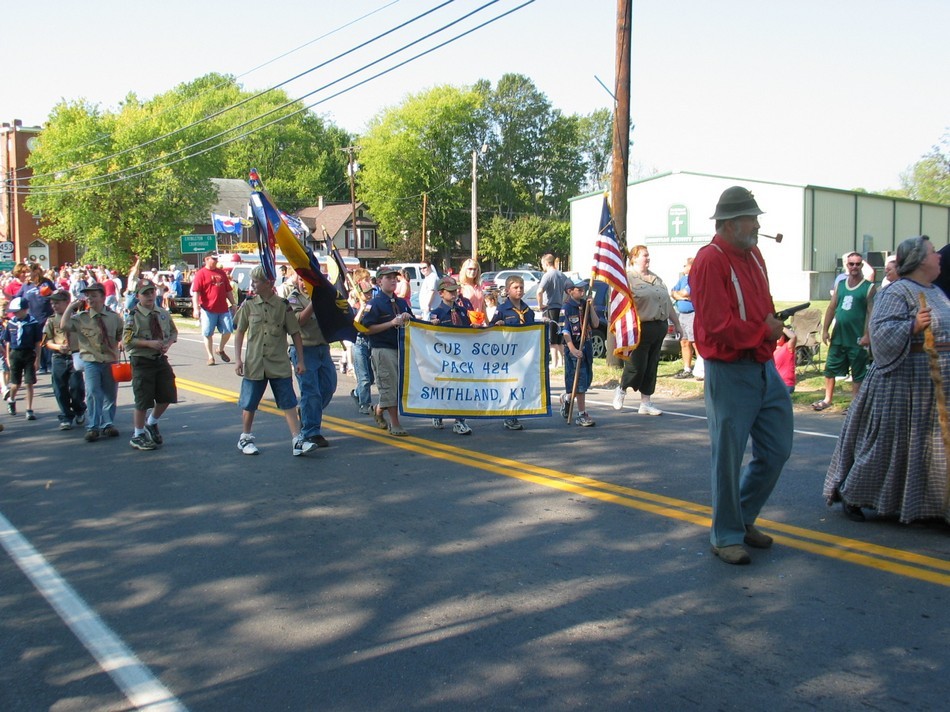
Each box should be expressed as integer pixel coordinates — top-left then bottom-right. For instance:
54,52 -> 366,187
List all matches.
13,1 -> 403,173
24,0 -> 532,197
18,0 -> 455,185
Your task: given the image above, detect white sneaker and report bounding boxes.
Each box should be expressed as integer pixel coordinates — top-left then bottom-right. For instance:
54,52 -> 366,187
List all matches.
293,434 -> 316,456
453,420 -> 472,435
432,417 -> 444,429
238,434 -> 259,455
559,393 -> 571,419
638,402 -> 663,416
612,387 -> 626,410
574,411 -> 596,427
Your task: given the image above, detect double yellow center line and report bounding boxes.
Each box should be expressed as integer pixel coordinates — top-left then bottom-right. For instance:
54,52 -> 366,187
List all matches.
178,378 -> 950,587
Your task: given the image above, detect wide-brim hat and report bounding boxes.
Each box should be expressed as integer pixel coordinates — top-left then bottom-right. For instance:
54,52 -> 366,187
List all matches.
710,186 -> 765,220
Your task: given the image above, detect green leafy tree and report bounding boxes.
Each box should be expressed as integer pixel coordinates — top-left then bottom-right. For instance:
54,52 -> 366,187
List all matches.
478,74 -> 589,220
26,73 -> 352,268
479,215 -> 570,268
578,108 -> 613,192
26,95 -> 217,269
358,85 -> 484,261
356,75 -> 608,267
880,131 -> 950,204
899,132 -> 949,204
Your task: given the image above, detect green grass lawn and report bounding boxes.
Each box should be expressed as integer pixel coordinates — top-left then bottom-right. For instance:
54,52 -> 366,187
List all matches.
577,298 -> 857,413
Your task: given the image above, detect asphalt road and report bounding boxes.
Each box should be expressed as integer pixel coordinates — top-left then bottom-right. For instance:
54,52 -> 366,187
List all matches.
2,329 -> 948,711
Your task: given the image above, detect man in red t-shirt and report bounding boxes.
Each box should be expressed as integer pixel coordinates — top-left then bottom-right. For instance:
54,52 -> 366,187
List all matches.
692,186 -> 791,567
191,254 -> 236,365
101,272 -> 118,311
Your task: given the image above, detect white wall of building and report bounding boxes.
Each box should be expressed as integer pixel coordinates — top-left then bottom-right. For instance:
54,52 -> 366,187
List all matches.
570,172 -> 809,301
571,171 -> 950,303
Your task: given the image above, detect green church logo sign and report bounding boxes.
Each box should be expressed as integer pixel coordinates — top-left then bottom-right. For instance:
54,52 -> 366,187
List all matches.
668,204 -> 689,239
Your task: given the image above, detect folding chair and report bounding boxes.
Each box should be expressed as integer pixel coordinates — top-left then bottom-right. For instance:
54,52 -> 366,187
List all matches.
790,308 -> 822,375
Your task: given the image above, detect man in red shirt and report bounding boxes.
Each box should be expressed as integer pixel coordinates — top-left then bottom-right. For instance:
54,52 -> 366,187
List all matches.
191,254 -> 237,365
691,187 -> 792,566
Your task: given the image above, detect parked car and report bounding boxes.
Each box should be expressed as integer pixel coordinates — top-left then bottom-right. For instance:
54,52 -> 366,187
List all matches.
493,269 -> 543,309
588,280 -> 680,359
480,271 -> 498,290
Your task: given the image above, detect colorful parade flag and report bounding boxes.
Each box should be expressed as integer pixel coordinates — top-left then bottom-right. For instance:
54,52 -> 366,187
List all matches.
248,170 -> 354,342
212,213 -> 244,235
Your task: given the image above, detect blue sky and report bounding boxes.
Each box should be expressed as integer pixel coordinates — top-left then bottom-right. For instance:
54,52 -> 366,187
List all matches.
4,0 -> 948,194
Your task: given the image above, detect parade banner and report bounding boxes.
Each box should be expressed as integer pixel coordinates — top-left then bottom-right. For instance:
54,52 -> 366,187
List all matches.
399,321 -> 551,419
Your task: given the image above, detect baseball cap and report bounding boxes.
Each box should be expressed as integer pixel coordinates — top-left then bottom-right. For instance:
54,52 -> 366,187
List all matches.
137,279 -> 157,295
49,289 -> 71,302
437,277 -> 459,291
80,282 -> 105,294
376,266 -> 399,277
8,297 -> 26,311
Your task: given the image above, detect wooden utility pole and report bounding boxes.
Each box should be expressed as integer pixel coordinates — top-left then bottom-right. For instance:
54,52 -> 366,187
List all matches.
611,0 -> 632,253
606,0 -> 632,369
470,149 -> 479,260
421,192 -> 428,261
341,145 -> 360,259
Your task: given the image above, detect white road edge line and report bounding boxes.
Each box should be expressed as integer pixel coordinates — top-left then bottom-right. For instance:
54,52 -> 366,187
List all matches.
0,511 -> 188,712
588,398 -> 840,439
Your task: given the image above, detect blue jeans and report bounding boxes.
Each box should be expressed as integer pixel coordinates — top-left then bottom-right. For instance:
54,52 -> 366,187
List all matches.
82,361 -> 117,430
562,341 -> 593,394
351,336 -> 374,407
51,354 -> 86,422
704,359 -> 793,548
289,344 -> 337,438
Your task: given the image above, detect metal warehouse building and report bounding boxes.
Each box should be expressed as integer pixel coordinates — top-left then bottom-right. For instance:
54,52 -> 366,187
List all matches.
569,171 -> 950,301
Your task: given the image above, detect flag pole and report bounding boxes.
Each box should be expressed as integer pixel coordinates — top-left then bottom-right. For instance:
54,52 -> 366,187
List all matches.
320,225 -> 358,295
566,279 -> 593,424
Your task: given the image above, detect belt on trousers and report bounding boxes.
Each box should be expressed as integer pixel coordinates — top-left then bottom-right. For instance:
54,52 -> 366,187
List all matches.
910,342 -> 950,353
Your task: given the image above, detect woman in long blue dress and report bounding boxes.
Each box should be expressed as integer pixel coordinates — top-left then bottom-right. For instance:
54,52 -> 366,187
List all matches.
824,235 -> 950,524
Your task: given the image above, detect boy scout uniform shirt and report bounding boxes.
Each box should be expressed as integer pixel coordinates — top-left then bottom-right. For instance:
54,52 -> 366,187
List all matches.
361,292 -> 412,350
43,315 -> 76,353
560,297 -> 592,346
66,309 -> 123,362
123,303 -> 178,359
2,315 -> 43,350
429,296 -> 474,326
286,289 -> 328,347
234,292 -> 301,379
490,299 -> 536,326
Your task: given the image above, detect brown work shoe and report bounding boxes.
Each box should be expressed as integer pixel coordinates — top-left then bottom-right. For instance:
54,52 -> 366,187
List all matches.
711,544 -> 751,565
744,524 -> 773,549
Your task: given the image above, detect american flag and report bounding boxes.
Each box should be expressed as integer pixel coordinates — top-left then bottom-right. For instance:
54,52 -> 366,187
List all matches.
590,195 -> 639,359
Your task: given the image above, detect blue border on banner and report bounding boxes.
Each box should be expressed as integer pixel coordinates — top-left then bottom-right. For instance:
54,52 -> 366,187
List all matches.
398,321 -> 551,419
